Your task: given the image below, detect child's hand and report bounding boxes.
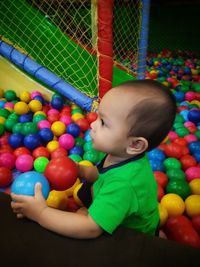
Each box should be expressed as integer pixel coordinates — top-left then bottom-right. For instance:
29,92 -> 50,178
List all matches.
11,183 -> 48,223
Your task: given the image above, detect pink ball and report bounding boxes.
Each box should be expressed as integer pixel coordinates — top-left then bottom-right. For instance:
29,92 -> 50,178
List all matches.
0,152 -> 15,169
184,134 -> 198,143
168,131 -> 178,141
185,91 -> 196,101
185,166 -> 200,182
31,91 -> 42,99
59,134 -> 75,150
4,102 -> 14,109
184,121 -> 195,128
47,108 -> 60,116
15,154 -> 34,172
59,115 -> 72,126
37,120 -> 51,129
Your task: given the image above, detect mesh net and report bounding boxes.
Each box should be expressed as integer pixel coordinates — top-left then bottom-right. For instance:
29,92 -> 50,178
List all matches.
0,0 -> 142,97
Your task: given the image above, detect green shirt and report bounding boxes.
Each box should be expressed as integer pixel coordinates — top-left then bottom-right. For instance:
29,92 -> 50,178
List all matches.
88,153 -> 159,235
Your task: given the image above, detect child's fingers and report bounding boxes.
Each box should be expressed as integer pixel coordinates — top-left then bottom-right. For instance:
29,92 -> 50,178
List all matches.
10,193 -> 28,202
34,183 -> 44,200
16,213 -> 24,219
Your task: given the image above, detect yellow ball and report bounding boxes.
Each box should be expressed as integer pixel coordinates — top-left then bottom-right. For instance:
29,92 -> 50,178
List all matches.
189,179 -> 200,195
160,193 -> 185,217
28,99 -> 42,112
158,203 -> 168,227
0,116 -> 6,124
185,195 -> 200,217
51,121 -> 66,137
34,111 -> 47,117
0,88 -> 4,98
79,160 -> 94,167
46,140 -> 59,153
5,107 -> 13,113
14,101 -> 30,115
19,91 -> 31,103
71,104 -> 80,110
46,190 -> 68,210
71,113 -> 84,121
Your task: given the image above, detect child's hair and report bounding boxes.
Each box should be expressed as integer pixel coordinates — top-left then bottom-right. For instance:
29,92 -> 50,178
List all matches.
118,79 -> 176,151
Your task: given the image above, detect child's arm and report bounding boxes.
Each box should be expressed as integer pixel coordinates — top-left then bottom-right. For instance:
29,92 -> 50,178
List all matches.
77,164 -> 99,183
11,183 -> 103,239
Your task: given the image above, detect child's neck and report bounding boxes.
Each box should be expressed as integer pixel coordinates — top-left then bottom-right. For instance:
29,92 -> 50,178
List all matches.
103,154 -> 133,168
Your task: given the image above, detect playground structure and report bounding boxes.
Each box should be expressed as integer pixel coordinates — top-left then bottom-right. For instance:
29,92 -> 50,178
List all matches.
0,0 -> 149,109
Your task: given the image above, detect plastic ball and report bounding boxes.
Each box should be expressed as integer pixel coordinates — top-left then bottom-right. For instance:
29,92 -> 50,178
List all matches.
19,91 -> 31,103
166,168 -> 186,181
22,122 -> 38,136
39,128 -> 54,142
60,115 -> 72,126
163,157 -> 181,169
158,203 -> 168,227
4,119 -> 17,132
11,171 -> 50,199
188,109 -> 200,124
34,156 -> 49,173
18,113 -> 33,123
185,195 -> 200,217
188,141 -> 200,154
48,113 -> 60,124
14,101 -> 29,115
23,134 -> 41,150
0,152 -> 15,169
46,140 -> 59,153
4,90 -> 17,101
166,180 -> 191,200
47,108 -> 60,116
75,137 -> 85,147
12,122 -> 23,134
185,166 -> 200,182
51,147 -> 68,159
148,148 -> 166,161
83,149 -> 99,164
180,154 -> 197,170
75,118 -> 90,132
46,190 -> 68,210
69,146 -> 83,156
8,133 -> 24,149
71,113 -> 84,121
153,171 -> 168,188
66,123 -> 81,138
189,179 -> 200,195
33,95 -> 45,105
68,154 -> 82,163
32,146 -> 50,159
160,193 -> 185,217
51,97 -> 64,110
31,91 -> 42,99
13,147 -> 31,157
0,166 -> 12,187
0,108 -> 10,119
44,156 -> 77,191
37,120 -> 51,129
164,143 -> 183,159
51,121 -> 66,137
59,134 -> 75,150
33,114 -> 47,124
79,160 -> 94,167
86,112 -> 97,124
15,154 -> 34,172
149,159 -> 165,172
28,99 -> 42,112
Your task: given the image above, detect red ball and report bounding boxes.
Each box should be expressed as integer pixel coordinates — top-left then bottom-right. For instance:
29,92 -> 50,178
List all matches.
47,113 -> 60,124
174,137 -> 187,147
192,215 -> 200,235
13,147 -> 31,157
180,154 -> 197,171
0,166 -> 12,187
51,147 -> 68,159
44,156 -> 77,190
157,183 -> 164,202
0,144 -> 13,155
164,143 -> 183,159
154,171 -> 168,188
32,146 -> 50,159
86,112 -> 98,124
75,118 -> 90,132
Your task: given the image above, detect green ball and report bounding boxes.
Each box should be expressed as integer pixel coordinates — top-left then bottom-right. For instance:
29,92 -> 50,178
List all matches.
32,114 -> 46,124
173,122 -> 184,130
194,130 -> 200,139
0,123 -> 5,136
83,141 -> 93,152
4,90 -> 17,101
22,122 -> 38,135
34,157 -> 49,173
166,180 -> 191,199
192,83 -> 200,92
12,122 -> 24,134
0,108 -> 10,118
83,149 -> 100,164
175,127 -> 190,137
75,137 -> 85,147
4,119 -> 17,131
174,114 -> 184,123
8,112 -> 19,121
71,109 -> 83,115
163,157 -> 181,170
166,168 -> 186,181
68,154 -> 82,162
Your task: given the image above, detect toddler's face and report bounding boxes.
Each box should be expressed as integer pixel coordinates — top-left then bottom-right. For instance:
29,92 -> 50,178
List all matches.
90,89 -> 134,157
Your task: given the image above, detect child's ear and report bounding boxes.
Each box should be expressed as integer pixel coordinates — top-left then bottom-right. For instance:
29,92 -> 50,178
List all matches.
126,137 -> 148,155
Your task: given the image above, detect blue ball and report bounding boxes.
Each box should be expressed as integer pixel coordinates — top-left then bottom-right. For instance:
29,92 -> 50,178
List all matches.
33,95 -> 45,105
193,152 -> 200,163
188,141 -> 200,154
174,91 -> 185,102
8,133 -> 24,148
51,97 -> 63,110
0,100 -> 6,108
66,123 -> 81,137
147,148 -> 166,161
84,129 -> 92,142
23,134 -> 41,150
180,110 -> 189,121
149,159 -> 165,172
188,109 -> 200,124
39,128 -> 54,142
69,146 -> 84,156
18,112 -> 33,123
11,171 -> 50,199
